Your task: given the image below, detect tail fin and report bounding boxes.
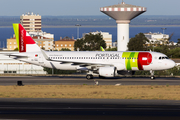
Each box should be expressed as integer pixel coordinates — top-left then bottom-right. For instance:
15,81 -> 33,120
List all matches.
13,23 -> 40,52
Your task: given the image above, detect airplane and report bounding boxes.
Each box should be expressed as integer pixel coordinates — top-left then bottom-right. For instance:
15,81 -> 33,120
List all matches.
9,23 -> 176,80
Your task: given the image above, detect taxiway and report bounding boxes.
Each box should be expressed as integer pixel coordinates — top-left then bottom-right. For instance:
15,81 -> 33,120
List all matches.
0,76 -> 179,86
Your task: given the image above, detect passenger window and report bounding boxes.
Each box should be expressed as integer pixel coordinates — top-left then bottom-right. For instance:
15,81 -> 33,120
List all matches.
159,57 -> 161,60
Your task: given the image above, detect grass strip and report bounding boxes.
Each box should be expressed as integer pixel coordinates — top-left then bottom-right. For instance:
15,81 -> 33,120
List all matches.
0,85 -> 180,100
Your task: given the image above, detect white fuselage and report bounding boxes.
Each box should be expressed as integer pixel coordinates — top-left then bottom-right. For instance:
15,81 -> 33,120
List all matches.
12,51 -> 175,72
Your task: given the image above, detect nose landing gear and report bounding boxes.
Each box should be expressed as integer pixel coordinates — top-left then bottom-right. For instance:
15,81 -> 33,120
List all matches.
150,70 -> 155,80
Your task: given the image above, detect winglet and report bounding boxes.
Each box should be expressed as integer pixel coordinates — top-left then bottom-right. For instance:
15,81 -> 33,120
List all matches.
100,46 -> 105,51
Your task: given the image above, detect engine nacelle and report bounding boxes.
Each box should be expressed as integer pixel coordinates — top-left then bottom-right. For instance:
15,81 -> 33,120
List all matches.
99,67 -> 117,77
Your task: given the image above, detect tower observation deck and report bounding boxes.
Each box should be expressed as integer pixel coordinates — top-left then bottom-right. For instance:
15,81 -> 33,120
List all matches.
100,2 -> 146,51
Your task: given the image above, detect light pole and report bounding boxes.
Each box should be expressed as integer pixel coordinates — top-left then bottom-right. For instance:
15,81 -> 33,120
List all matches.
161,28 -> 167,35
75,24 -> 81,39
161,28 -> 167,43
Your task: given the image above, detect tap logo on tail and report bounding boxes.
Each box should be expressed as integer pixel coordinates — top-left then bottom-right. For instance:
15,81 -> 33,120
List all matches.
13,24 -> 35,52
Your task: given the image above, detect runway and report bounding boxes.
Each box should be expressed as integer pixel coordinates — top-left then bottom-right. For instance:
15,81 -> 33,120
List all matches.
0,77 -> 180,119
0,98 -> 180,120
0,76 -> 180,86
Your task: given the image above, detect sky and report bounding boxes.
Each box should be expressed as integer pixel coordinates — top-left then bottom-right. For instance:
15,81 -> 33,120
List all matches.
1,0 -> 180,16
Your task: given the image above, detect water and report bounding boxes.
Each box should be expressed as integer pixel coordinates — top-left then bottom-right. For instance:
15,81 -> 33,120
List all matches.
0,27 -> 180,48
42,27 -> 180,42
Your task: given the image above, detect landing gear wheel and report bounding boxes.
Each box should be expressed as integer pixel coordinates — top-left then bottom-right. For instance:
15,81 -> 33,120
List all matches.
86,74 -> 93,80
150,70 -> 155,80
151,76 -> 155,80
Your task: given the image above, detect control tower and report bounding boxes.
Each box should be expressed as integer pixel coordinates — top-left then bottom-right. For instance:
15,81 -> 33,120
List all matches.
100,1 -> 146,51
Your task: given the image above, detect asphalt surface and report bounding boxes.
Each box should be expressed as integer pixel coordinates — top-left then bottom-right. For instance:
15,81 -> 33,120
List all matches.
0,98 -> 180,120
0,76 -> 180,86
0,76 -> 180,119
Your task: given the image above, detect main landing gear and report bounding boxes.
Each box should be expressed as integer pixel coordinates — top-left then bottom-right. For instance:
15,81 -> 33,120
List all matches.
86,74 -> 93,80
150,70 -> 155,80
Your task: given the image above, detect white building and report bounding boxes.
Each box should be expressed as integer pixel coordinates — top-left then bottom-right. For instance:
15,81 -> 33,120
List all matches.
144,32 -> 169,40
29,32 -> 54,50
0,52 -> 46,74
33,36 -> 54,50
20,12 -> 41,32
85,31 -> 112,48
144,32 -> 170,45
29,31 -> 54,40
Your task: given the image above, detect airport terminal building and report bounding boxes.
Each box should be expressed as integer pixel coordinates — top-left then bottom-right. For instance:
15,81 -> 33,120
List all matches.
0,51 -> 46,74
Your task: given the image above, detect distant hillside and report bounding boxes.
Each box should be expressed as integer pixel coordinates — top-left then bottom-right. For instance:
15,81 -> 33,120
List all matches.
1,15 -> 180,27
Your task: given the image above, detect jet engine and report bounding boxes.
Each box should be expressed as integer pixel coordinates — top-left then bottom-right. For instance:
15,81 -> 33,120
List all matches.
98,67 -> 117,77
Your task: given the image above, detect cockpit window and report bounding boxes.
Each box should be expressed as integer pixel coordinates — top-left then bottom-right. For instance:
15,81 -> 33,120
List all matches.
159,56 -> 169,60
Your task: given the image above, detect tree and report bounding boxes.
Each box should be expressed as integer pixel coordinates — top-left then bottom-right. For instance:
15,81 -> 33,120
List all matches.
127,33 -> 149,51
60,48 -> 71,51
74,33 -> 106,51
177,39 -> 180,46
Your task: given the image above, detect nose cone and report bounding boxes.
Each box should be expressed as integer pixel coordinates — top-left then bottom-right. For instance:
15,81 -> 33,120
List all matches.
169,60 -> 176,69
